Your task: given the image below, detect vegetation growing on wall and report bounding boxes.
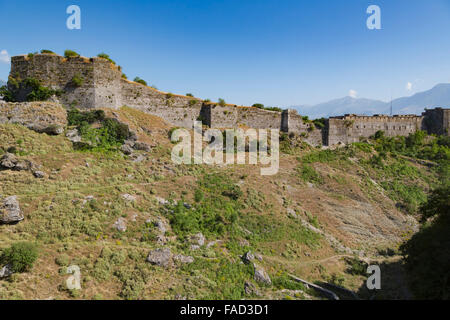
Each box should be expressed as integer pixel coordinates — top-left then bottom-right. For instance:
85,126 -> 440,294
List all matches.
0,77 -> 63,102
252,103 -> 283,112
97,53 -> 116,65
71,73 -> 84,87
40,49 -> 55,54
64,50 -> 80,58
133,77 -> 147,86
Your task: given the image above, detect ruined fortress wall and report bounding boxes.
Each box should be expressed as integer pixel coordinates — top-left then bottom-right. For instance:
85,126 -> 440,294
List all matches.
422,108 -> 450,136
120,79 -> 203,128
206,105 -> 239,128
236,107 -> 282,130
327,115 -> 424,145
281,109 -> 324,145
10,54 -> 121,109
9,54 -> 449,145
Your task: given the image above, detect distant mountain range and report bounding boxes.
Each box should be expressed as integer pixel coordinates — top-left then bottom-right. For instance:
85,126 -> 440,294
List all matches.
292,83 -> 450,119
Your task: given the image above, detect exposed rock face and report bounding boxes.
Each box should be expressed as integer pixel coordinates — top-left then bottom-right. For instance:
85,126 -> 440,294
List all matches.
0,101 -> 67,135
0,196 -> 24,224
242,251 -> 255,264
154,220 -> 167,234
133,142 -> 152,152
0,153 -> 18,169
1,154 -> 43,179
32,170 -> 45,179
121,144 -> 134,155
173,254 -> 194,264
147,248 -> 172,268
66,129 -> 81,143
244,281 -> 261,296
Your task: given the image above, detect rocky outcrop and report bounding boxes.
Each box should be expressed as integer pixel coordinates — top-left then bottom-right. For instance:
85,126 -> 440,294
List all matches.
0,101 -> 67,135
0,153 -> 44,178
253,264 -> 271,285
0,196 -> 24,224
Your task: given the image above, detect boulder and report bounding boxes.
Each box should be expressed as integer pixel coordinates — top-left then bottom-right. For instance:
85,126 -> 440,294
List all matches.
155,197 -> 169,206
244,281 -> 262,296
242,251 -> 255,264
32,170 -> 45,179
0,153 -> 18,169
121,144 -> 134,155
66,129 -> 81,143
133,142 -> 152,152
14,160 -> 32,171
173,254 -> 194,264
0,196 -> 24,224
253,264 -> 271,285
113,217 -> 127,232
147,248 -> 172,268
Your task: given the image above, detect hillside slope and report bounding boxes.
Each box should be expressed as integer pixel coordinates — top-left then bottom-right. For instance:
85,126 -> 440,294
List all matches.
0,106 -> 444,300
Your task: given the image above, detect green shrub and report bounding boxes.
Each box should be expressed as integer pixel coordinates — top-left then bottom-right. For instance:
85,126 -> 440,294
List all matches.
344,256 -> 368,276
97,53 -> 116,64
298,164 -> 323,184
313,118 -> 326,129
401,184 -> 450,299
168,173 -> 242,237
67,109 -> 130,152
1,242 -> 39,273
40,49 -> 55,54
273,273 -> 306,290
0,85 -> 14,102
186,93 -> 194,97
64,50 -> 80,58
218,98 -> 226,106
21,78 -> 63,101
68,108 -> 105,126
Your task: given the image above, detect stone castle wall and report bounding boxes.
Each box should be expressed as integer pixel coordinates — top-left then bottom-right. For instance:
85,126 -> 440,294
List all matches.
327,114 -> 425,145
7,53 -> 449,145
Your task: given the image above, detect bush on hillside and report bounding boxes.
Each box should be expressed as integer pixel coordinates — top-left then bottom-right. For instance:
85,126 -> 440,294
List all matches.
0,242 -> 39,273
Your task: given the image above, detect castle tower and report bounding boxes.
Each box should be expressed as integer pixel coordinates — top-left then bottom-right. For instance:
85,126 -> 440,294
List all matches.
9,53 -> 122,109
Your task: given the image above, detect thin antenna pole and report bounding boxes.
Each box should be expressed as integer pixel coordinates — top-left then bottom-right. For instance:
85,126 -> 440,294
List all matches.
390,91 -> 393,116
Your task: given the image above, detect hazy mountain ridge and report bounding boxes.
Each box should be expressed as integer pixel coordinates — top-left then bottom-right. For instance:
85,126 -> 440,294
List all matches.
293,83 -> 450,119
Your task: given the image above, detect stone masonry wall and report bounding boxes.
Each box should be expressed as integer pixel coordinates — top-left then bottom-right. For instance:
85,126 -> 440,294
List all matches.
422,108 -> 450,136
327,114 -> 424,145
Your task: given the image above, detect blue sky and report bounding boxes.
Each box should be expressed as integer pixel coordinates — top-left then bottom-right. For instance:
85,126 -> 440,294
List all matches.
0,0 -> 449,106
